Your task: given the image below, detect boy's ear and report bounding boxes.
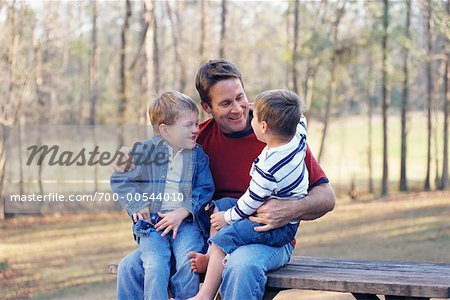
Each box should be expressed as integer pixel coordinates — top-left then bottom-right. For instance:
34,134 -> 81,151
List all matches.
201,102 -> 212,114
261,121 -> 268,133
159,123 -> 169,136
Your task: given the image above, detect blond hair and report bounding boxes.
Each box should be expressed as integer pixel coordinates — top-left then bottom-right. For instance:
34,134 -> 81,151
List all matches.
148,90 -> 199,133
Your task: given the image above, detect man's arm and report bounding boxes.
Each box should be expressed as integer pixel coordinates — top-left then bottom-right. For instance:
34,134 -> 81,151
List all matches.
249,182 -> 335,232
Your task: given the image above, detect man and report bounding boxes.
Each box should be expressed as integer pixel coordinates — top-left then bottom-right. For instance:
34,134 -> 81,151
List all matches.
113,59 -> 335,299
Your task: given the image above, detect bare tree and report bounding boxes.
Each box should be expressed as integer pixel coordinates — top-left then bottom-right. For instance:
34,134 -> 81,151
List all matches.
441,0 -> 449,190
199,0 -> 208,64
33,32 -> 46,195
1,2 -> 29,218
144,0 -> 154,97
0,125 -> 5,220
400,0 -> 411,192
292,0 -> 300,95
424,2 -> 433,191
367,57 -> 375,194
88,0 -> 98,126
152,1 -> 160,93
219,0 -> 227,58
199,0 -> 208,121
166,1 -> 186,92
118,0 -> 131,146
318,3 -> 346,164
381,0 -> 390,197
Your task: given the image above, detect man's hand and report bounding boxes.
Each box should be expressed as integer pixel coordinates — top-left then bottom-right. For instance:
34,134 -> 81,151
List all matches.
211,211 -> 228,231
155,208 -> 190,239
111,146 -> 135,172
249,183 -> 335,232
132,206 -> 150,222
249,199 -> 297,232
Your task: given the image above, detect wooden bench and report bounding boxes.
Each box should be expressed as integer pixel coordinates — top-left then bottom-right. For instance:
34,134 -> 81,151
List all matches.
108,256 -> 450,299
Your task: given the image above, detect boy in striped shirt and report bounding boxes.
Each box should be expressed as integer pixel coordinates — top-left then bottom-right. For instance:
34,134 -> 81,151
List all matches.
188,89 -> 308,300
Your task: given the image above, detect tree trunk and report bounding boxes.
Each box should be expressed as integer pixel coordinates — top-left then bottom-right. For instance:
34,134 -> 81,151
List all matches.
118,0 -> 131,146
145,0 -> 154,98
1,3 -> 18,219
88,0 -> 98,126
441,0 -> 449,190
292,0 -> 300,95
138,0 -> 148,125
400,0 -> 411,192
424,3 -> 432,191
166,1 -> 186,92
219,0 -> 227,58
318,54 -> 336,164
152,0 -> 160,93
0,129 -> 9,219
318,5 -> 345,164
381,0 -> 390,197
367,59 -> 374,194
199,0 -> 208,121
304,62 -> 319,121
199,0 -> 208,64
285,1 -> 292,89
0,124 -> 5,220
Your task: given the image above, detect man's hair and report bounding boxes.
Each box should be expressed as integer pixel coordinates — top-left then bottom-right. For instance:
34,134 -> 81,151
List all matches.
195,59 -> 244,107
148,90 -> 198,133
254,89 -> 304,140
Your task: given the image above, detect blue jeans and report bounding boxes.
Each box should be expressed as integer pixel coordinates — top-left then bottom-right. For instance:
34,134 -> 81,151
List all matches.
120,217 -> 205,300
117,199 -> 294,300
117,243 -> 293,300
211,198 -> 299,253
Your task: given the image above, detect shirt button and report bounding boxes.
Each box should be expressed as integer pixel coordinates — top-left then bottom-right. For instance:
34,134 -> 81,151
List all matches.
161,175 -> 165,179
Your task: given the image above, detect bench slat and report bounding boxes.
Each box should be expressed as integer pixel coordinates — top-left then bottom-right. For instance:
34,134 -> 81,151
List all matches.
267,257 -> 450,298
108,256 -> 450,298
289,257 -> 450,273
276,265 -> 450,285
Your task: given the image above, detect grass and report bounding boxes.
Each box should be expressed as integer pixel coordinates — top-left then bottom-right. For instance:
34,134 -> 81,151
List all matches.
306,112 -> 447,193
0,193 -> 449,299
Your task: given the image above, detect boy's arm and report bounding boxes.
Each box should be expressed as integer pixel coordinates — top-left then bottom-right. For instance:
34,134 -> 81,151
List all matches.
190,146 -> 215,215
249,146 -> 335,231
249,183 -> 335,231
224,167 -> 277,224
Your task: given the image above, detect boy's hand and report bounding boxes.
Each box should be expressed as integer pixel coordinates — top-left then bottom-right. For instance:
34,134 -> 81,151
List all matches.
132,206 -> 150,222
155,208 -> 190,239
111,146 -> 135,172
211,211 -> 228,231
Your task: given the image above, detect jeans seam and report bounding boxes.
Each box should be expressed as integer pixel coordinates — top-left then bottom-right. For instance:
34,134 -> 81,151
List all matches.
251,246 -> 286,299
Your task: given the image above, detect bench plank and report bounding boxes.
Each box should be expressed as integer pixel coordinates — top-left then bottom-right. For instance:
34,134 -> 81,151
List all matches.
108,256 -> 450,299
266,257 -> 450,298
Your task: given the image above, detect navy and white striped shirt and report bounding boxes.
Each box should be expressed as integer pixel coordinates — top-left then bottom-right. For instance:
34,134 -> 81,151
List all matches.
224,116 -> 309,224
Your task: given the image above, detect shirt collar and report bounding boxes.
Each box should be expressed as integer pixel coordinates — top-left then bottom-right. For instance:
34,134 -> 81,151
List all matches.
266,135 -> 297,155
152,136 -> 183,154
222,126 -> 254,139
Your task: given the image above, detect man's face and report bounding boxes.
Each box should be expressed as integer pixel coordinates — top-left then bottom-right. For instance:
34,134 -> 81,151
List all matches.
163,111 -> 199,151
201,78 -> 250,134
